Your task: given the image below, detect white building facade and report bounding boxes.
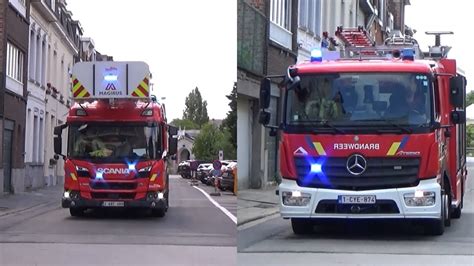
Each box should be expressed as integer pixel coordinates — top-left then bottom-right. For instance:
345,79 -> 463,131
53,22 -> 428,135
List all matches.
25,0 -> 82,189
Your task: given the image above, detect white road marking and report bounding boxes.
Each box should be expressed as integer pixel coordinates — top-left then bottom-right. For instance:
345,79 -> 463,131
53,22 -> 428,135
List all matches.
193,186 -> 237,224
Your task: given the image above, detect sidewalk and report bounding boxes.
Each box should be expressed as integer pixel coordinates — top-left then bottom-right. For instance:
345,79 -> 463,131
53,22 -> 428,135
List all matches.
237,184 -> 279,226
0,185 -> 62,217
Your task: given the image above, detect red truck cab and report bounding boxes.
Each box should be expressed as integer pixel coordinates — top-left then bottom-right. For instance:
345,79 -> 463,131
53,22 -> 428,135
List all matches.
54,61 -> 178,217
259,36 -> 467,235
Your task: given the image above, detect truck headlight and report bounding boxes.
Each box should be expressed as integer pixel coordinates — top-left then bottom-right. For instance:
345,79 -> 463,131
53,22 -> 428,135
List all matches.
282,191 -> 311,206
404,191 -> 436,206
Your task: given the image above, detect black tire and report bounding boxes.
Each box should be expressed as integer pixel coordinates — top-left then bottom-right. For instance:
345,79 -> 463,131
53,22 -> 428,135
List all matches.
426,187 -> 449,236
452,204 -> 462,219
291,218 -> 314,235
151,208 -> 166,218
69,207 -> 85,217
444,186 -> 452,227
451,183 -> 463,219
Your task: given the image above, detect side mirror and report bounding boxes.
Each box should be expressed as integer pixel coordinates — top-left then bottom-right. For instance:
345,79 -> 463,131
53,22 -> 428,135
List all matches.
288,76 -> 301,91
259,78 -> 271,109
259,110 -> 271,125
168,125 -> 178,156
451,110 -> 466,124
54,136 -> 62,155
54,124 -> 67,136
449,76 -> 465,108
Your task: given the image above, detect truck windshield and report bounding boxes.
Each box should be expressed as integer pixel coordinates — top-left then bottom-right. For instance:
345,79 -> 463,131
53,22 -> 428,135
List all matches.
68,123 -> 162,162
286,73 -> 432,130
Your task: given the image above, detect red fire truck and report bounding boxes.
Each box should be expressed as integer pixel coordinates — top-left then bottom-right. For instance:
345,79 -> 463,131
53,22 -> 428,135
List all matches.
259,30 -> 467,235
54,61 -> 178,217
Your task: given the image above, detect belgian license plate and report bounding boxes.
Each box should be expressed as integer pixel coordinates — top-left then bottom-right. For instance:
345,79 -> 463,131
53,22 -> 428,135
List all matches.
338,195 -> 376,204
102,201 -> 125,207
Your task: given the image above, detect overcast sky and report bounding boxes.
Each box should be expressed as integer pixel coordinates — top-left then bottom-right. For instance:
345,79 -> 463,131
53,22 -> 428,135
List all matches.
67,0 -> 237,121
405,0 -> 470,90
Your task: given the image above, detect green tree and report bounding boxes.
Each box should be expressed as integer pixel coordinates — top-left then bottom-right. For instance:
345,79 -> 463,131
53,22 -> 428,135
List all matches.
182,87 -> 209,128
221,82 -> 237,149
170,118 -> 199,130
192,123 -> 236,161
467,91 -> 474,107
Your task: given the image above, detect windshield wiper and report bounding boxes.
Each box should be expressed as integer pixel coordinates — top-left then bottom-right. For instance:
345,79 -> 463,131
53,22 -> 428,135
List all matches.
363,119 -> 412,134
317,120 -> 346,134
291,120 -> 346,133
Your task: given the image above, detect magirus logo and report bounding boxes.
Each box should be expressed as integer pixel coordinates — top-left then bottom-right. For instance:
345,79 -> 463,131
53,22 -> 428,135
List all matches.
97,168 -> 130,174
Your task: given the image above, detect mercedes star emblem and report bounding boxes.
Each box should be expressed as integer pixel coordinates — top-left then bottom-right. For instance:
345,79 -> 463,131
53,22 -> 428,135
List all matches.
354,136 -> 359,142
346,154 -> 367,176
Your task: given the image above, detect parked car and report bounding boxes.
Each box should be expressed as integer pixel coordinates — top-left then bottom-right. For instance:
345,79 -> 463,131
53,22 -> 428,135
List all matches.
197,163 -> 213,184
218,162 -> 237,192
178,161 -> 191,178
206,160 -> 231,186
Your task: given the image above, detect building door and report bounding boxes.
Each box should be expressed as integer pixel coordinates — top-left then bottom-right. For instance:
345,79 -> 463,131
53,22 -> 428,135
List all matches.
3,125 -> 13,193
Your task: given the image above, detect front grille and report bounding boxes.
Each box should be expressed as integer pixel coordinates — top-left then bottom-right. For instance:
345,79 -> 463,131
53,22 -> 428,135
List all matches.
91,192 -> 136,200
295,156 -> 420,190
315,200 -> 400,214
90,182 -> 137,190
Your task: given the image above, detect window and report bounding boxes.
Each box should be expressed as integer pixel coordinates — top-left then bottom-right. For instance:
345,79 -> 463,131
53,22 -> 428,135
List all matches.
33,115 -> 38,162
270,0 -> 293,49
298,0 -> 308,29
6,42 -> 24,83
271,0 -> 292,31
298,0 -> 321,36
286,73 -> 433,129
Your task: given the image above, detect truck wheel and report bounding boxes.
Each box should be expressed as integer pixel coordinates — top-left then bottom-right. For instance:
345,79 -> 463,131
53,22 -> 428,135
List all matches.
151,208 -> 166,218
69,208 -> 85,217
444,186 -> 452,227
426,187 -> 448,236
291,218 -> 313,235
451,183 -> 463,219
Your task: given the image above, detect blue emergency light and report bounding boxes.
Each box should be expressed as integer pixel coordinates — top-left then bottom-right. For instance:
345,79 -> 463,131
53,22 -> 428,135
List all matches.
104,74 -> 118,81
401,48 -> 415,61
311,48 -> 323,62
310,163 -> 323,174
95,171 -> 103,179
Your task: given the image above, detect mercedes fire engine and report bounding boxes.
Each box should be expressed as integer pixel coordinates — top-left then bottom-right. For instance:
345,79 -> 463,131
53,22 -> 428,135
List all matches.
54,61 -> 178,217
259,29 -> 467,235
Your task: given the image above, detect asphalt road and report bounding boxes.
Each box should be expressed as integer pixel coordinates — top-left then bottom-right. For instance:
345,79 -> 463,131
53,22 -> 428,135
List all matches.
238,167 -> 474,266
0,175 -> 236,265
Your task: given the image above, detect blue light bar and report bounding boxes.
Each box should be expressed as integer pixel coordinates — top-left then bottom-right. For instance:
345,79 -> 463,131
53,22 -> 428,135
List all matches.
104,74 -> 118,81
310,163 -> 323,174
401,48 -> 414,61
128,163 -> 136,171
311,49 -> 323,62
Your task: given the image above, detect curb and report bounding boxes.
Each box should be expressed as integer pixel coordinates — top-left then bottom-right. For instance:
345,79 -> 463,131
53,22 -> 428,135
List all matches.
0,200 -> 58,218
237,207 -> 279,227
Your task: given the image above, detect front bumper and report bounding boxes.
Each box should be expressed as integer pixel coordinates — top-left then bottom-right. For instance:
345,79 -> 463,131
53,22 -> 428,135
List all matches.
279,178 -> 441,219
62,197 -> 166,209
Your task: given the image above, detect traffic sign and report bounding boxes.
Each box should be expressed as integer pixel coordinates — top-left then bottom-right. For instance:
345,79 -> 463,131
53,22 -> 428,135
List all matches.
218,150 -> 224,161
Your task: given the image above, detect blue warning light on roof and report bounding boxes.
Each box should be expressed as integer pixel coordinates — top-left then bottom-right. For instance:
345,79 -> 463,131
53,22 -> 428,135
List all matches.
401,48 -> 415,61
311,49 -> 323,62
